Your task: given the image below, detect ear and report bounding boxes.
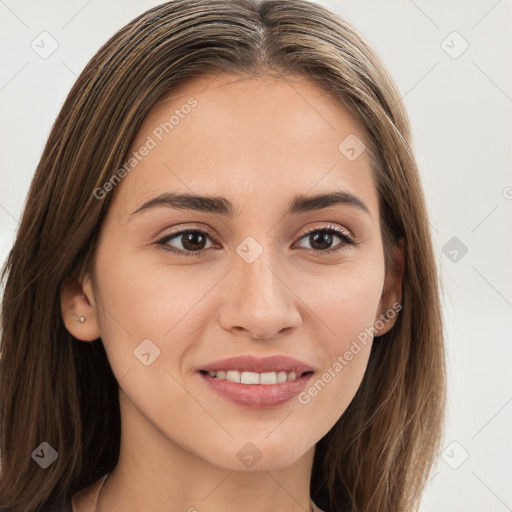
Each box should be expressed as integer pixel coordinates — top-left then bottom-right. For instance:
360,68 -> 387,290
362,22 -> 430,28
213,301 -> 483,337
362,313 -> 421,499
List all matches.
374,237 -> 405,336
60,273 -> 101,342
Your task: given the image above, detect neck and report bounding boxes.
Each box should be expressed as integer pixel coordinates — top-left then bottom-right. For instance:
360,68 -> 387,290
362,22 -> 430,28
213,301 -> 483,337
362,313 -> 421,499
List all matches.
99,391 -> 316,512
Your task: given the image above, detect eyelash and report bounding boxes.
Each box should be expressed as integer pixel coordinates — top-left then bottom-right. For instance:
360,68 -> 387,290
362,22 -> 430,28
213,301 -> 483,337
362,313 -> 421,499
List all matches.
155,224 -> 355,258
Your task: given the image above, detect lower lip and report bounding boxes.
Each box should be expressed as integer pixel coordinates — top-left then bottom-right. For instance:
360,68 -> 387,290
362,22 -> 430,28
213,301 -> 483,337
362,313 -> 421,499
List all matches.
199,371 -> 314,409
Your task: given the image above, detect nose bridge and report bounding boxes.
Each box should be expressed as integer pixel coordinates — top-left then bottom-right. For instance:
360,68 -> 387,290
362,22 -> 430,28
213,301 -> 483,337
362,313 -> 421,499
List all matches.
235,236 -> 282,308
218,235 -> 301,339
240,242 -> 277,300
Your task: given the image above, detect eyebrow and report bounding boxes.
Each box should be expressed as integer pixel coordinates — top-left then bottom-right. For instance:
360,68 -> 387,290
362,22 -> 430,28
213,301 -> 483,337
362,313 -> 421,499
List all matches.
130,190 -> 370,217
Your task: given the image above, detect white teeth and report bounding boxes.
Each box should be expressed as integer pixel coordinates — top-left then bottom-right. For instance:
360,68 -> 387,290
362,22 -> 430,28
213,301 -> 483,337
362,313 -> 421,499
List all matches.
241,371 -> 260,384
260,372 -> 277,385
277,371 -> 288,383
226,370 -> 241,383
205,369 -> 304,384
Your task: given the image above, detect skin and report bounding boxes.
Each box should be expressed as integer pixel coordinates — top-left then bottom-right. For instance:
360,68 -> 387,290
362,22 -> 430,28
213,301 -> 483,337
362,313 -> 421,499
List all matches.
62,72 -> 403,512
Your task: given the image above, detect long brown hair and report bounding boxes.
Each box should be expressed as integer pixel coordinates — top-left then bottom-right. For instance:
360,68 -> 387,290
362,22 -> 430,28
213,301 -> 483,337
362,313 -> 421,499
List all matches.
0,1 -> 446,510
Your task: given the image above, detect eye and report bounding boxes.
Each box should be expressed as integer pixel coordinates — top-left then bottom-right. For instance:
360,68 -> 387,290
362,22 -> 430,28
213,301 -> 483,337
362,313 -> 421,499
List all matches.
294,225 -> 354,255
155,224 -> 354,257
156,228 -> 217,257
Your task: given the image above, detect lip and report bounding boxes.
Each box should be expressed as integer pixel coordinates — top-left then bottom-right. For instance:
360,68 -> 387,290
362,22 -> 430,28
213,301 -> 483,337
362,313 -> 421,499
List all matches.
199,371 -> 314,409
199,355 -> 314,374
198,355 -> 314,409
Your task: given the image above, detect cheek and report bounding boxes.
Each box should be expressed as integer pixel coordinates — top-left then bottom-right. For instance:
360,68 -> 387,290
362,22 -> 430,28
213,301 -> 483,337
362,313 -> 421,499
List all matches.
90,249 -> 213,433
302,258 -> 385,345
293,261 -> 384,424
92,245 -> 218,370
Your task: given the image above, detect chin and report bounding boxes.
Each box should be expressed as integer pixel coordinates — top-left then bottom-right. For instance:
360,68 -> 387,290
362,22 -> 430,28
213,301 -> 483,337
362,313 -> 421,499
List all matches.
203,437 -> 313,473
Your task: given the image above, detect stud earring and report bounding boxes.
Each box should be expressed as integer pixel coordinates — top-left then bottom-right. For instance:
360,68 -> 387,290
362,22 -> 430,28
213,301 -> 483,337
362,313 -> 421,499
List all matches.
73,313 -> 86,324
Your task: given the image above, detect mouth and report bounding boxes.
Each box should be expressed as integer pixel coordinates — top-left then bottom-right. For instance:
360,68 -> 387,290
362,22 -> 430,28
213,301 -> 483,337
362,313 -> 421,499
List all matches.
197,355 -> 315,409
199,369 -> 312,385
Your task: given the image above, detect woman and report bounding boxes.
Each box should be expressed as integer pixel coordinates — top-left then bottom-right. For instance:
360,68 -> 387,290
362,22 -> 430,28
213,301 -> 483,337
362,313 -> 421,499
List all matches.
0,1 -> 446,511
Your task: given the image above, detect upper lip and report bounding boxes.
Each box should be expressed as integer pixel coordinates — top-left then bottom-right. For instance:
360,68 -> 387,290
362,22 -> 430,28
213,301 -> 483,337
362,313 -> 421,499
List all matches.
200,355 -> 314,374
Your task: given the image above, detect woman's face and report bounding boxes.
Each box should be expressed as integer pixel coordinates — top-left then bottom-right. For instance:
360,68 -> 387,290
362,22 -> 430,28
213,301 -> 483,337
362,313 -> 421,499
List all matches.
65,73 -> 401,473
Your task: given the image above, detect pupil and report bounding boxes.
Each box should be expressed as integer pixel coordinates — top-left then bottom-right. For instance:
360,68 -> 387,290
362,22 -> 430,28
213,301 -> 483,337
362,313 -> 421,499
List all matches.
311,231 -> 332,250
182,231 -> 205,251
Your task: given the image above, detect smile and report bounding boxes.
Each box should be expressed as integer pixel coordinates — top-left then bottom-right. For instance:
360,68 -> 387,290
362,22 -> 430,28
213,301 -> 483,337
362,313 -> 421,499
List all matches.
201,369 -> 307,385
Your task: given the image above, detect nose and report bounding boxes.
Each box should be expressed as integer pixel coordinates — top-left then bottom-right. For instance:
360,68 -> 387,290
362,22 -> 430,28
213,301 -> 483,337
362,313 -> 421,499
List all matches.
217,247 -> 302,340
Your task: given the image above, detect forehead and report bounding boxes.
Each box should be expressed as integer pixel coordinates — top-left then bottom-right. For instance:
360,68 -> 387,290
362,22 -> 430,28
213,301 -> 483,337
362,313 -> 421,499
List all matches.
109,72 -> 378,218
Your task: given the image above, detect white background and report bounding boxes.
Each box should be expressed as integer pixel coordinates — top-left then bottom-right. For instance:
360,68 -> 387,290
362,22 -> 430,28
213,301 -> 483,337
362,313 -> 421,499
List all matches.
0,1 -> 511,510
